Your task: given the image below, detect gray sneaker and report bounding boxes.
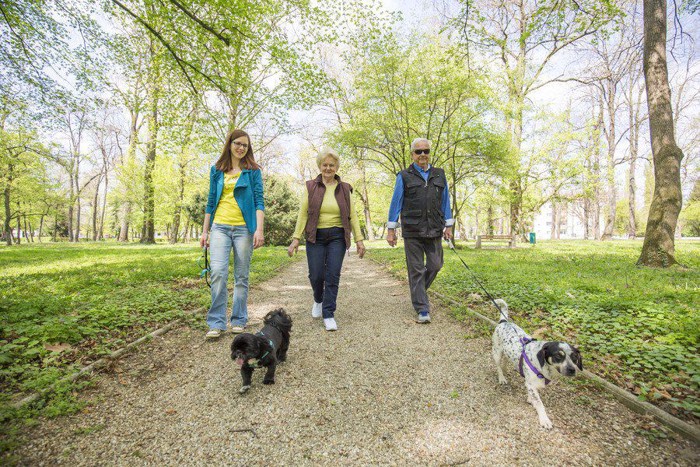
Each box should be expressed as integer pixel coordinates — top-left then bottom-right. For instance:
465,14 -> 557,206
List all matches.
416,311 -> 431,323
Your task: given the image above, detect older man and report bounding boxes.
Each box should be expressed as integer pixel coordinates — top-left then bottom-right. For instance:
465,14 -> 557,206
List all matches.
386,138 -> 454,323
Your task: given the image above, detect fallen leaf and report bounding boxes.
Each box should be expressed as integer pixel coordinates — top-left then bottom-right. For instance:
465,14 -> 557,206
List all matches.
44,343 -> 72,352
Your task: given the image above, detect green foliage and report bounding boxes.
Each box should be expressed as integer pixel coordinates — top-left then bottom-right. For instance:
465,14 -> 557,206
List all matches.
183,190 -> 207,230
680,179 -> 700,236
369,240 -> 700,420
263,176 -> 297,246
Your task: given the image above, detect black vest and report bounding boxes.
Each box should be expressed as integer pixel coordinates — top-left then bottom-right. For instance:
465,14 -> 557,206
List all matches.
399,165 -> 447,238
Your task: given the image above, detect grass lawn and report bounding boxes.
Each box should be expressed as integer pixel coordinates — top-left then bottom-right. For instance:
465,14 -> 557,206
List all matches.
0,242 -> 296,430
366,239 -> 700,421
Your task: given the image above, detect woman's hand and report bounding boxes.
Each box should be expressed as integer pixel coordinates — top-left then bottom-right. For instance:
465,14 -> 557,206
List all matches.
200,231 -> 209,248
253,229 -> 264,249
287,238 -> 300,257
356,240 -> 366,259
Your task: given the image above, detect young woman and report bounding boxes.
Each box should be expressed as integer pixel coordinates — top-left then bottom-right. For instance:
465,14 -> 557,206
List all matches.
200,129 -> 265,339
287,148 -> 365,331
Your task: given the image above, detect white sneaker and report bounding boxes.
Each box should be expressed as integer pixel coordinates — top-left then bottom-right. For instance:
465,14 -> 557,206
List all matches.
311,302 -> 323,319
206,328 -> 223,339
324,318 -> 338,331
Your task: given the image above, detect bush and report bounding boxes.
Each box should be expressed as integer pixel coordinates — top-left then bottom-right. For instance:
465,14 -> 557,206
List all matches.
264,176 -> 297,246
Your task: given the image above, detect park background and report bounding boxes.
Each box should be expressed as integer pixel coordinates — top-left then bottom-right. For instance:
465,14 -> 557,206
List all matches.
0,0 -> 698,455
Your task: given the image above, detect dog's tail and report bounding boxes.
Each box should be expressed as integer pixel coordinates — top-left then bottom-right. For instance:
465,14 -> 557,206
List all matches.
495,299 -> 509,323
264,308 -> 292,333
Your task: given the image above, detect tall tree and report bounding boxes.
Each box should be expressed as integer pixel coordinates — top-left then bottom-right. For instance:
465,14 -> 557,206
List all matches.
140,36 -> 159,244
451,0 -> 618,239
637,0 -> 685,266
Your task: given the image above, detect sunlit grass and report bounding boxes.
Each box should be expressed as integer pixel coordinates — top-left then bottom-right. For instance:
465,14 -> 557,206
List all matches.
0,242 -> 297,404
367,239 -> 700,420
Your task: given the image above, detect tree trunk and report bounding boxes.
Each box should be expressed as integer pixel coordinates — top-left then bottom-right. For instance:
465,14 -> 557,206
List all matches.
183,217 -> 190,242
550,202 -> 557,240
601,84 -> 617,240
593,104 -> 603,240
100,172 -> 108,240
68,158 -> 75,242
119,116 -> 139,242
583,197 -> 590,239
25,217 -> 33,242
170,162 -> 185,244
359,162 -> 375,241
75,188 -> 81,241
16,204 -> 21,244
627,85 -> 639,239
38,215 -> 44,242
637,0 -> 684,267
141,50 -> 158,244
3,164 -> 12,246
92,176 -> 101,241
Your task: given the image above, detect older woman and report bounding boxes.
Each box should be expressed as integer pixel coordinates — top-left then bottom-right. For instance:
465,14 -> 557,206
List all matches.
288,148 -> 365,331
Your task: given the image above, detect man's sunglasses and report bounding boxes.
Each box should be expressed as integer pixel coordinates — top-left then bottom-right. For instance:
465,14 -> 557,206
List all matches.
414,149 -> 430,155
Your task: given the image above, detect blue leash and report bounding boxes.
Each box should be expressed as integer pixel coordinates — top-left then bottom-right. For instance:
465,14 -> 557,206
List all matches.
198,246 -> 211,288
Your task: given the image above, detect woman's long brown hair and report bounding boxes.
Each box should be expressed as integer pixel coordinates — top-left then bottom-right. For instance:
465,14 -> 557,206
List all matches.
215,129 -> 261,172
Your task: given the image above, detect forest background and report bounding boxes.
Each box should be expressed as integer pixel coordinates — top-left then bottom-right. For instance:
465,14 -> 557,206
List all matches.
1,0 -> 698,250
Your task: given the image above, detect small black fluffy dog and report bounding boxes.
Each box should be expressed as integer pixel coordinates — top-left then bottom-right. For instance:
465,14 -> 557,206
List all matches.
230,308 -> 292,394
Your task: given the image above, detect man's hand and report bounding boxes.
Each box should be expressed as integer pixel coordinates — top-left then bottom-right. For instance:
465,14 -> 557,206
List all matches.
386,229 -> 397,247
443,226 -> 453,242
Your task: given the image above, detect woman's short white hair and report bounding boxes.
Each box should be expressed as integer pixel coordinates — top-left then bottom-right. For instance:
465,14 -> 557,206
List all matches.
317,147 -> 340,167
410,138 -> 431,151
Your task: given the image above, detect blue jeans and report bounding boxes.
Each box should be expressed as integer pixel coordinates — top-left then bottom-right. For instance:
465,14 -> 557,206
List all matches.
207,224 -> 254,329
306,227 -> 347,319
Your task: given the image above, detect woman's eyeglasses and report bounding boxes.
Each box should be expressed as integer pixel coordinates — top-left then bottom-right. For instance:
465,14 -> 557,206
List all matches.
414,149 -> 430,155
232,141 -> 249,150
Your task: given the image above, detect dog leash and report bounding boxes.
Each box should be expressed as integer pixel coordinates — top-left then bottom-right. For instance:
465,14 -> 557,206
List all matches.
198,246 -> 211,288
445,239 -> 509,322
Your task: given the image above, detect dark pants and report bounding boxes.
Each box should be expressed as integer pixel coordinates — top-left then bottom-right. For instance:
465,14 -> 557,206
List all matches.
404,236 -> 444,314
306,227 -> 347,319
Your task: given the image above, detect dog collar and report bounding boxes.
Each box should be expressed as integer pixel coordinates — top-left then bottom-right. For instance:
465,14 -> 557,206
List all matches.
518,337 -> 551,385
242,332 -> 275,369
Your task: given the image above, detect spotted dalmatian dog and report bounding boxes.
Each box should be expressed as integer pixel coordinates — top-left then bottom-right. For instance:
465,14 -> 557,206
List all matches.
491,299 -> 583,429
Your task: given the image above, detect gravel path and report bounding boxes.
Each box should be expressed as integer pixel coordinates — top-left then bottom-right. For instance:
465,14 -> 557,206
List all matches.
17,253 -> 699,465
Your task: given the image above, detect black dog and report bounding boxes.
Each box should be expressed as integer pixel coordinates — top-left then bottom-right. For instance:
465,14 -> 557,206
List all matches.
230,308 -> 292,394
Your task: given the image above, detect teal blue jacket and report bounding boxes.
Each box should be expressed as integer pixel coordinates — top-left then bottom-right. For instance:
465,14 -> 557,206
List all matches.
205,166 -> 265,233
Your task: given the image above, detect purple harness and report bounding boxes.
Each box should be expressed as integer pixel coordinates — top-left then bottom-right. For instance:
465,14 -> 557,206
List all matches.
518,337 -> 551,385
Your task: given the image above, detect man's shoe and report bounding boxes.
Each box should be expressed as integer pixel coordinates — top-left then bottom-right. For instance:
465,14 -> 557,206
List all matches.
324,317 -> 338,331
311,302 -> 323,319
206,328 -> 224,339
230,326 -> 245,334
416,311 -> 431,323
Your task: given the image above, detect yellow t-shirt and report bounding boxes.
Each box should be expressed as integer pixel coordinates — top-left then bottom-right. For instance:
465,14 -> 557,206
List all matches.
292,182 -> 364,242
213,173 -> 245,226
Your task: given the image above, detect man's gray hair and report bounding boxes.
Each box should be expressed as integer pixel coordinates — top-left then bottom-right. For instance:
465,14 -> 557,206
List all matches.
316,147 -> 340,167
410,138 -> 431,151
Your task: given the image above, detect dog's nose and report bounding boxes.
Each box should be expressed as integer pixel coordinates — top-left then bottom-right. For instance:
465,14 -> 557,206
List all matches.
564,367 -> 576,376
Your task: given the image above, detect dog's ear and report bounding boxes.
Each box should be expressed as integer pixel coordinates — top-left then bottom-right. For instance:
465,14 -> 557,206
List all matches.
537,342 -> 554,367
571,346 -> 583,370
